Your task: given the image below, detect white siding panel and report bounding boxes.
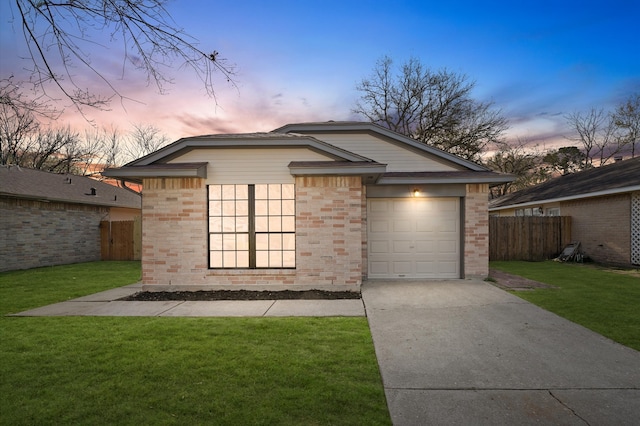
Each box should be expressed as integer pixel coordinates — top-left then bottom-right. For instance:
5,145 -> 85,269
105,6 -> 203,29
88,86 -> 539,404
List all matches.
310,133 -> 460,172
168,148 -> 333,184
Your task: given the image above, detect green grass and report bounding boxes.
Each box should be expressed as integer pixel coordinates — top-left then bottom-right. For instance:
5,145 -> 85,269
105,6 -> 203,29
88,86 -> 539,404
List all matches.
1,262 -> 390,425
491,261 -> 640,351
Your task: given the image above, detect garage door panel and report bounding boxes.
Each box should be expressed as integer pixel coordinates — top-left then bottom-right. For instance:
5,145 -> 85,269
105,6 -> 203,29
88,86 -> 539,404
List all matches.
370,240 -> 389,254
368,198 -> 460,279
415,240 -> 434,253
392,240 -> 414,253
370,219 -> 389,233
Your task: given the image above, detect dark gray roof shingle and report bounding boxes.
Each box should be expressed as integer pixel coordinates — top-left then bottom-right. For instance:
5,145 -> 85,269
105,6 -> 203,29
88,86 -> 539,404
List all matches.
490,157 -> 640,209
0,165 -> 141,209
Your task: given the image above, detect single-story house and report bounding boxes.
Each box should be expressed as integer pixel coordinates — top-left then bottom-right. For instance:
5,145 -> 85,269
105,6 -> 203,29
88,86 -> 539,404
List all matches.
103,121 -> 513,291
0,165 -> 142,272
489,157 -> 640,266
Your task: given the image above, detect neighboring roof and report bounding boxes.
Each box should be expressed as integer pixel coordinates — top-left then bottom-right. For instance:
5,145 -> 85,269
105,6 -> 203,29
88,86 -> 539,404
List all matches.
273,121 -> 490,172
0,165 -> 141,209
490,157 -> 640,210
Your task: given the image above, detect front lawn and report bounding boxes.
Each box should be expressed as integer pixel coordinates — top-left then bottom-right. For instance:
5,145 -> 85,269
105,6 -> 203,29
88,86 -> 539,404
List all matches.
0,262 -> 390,425
491,261 -> 640,351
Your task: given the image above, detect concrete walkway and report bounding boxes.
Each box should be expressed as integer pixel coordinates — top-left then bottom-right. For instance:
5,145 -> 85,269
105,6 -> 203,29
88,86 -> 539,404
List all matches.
10,283 -> 365,317
362,279 -> 640,425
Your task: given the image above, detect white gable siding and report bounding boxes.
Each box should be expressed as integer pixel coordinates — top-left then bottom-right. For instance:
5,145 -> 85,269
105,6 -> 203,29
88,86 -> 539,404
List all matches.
308,132 -> 461,172
168,148 -> 333,184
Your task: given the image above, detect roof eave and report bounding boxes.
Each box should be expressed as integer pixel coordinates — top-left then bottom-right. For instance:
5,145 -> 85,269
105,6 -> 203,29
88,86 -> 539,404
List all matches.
102,162 -> 208,183
377,174 -> 515,185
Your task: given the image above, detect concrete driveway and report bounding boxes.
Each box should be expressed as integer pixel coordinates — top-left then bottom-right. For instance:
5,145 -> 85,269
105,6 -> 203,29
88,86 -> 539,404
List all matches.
362,279 -> 640,425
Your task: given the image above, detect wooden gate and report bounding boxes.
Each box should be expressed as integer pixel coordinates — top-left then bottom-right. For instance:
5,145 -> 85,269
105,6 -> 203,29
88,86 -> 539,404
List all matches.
100,217 -> 141,261
489,216 -> 572,261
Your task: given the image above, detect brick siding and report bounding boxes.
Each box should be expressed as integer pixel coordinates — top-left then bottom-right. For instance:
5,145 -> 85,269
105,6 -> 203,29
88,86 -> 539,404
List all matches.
140,176 -> 363,291
464,184 -> 490,278
561,194 -> 631,266
0,198 -> 106,272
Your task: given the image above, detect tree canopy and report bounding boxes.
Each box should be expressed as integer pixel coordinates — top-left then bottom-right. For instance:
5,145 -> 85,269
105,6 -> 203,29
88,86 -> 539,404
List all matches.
353,56 -> 508,162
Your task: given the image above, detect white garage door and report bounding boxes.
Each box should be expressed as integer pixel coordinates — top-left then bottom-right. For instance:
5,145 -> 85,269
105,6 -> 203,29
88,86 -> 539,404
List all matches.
368,198 -> 460,279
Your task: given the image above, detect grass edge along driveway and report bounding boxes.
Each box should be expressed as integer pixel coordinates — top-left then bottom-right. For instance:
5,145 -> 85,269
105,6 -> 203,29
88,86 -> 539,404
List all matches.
491,260 -> 640,352
0,261 -> 391,425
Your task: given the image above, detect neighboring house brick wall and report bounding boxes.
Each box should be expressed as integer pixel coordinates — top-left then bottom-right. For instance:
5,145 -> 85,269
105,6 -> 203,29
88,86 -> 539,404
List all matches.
141,175 -> 363,290
0,198 -> 106,272
464,184 -> 490,278
561,194 -> 631,266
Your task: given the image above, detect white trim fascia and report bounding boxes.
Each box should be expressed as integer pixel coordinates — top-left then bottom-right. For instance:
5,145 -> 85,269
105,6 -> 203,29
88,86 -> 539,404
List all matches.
378,175 -> 514,185
489,185 -> 640,211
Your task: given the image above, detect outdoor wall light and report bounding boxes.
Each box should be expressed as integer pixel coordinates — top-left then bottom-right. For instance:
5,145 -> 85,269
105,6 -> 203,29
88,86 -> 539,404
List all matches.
412,188 -> 421,197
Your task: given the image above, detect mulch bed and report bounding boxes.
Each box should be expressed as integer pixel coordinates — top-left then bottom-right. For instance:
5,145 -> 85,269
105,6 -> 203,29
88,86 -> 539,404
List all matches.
120,289 -> 361,301
489,269 -> 556,291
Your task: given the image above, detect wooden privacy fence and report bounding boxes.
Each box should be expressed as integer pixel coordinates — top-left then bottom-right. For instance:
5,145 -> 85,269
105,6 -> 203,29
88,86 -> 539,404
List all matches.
100,217 -> 142,261
489,216 -> 572,261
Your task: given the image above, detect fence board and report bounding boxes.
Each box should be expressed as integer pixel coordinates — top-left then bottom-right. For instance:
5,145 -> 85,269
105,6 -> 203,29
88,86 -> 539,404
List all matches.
490,216 -> 572,261
100,220 -> 141,261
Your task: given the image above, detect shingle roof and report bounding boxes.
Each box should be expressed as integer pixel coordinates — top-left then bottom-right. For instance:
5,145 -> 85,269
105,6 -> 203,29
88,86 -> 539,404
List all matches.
0,165 -> 141,209
489,157 -> 640,209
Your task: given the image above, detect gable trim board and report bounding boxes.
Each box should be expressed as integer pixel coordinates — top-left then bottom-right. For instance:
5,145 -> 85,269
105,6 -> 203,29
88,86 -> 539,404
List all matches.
103,122 -> 511,289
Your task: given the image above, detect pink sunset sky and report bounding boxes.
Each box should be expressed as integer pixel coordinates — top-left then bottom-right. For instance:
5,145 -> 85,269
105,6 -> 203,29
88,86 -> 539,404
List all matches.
1,0 -> 639,149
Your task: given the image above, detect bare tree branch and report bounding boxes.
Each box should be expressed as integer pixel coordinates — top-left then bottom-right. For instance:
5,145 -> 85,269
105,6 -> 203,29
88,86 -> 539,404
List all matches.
10,0 -> 236,113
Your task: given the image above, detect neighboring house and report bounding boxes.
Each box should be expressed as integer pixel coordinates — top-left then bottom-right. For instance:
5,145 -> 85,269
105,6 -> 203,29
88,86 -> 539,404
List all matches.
489,157 -> 640,266
103,121 -> 512,291
0,165 -> 141,272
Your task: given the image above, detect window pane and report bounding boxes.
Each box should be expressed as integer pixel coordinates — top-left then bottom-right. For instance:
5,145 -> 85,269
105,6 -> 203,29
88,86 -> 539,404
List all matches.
255,200 -> 268,215
223,234 -> 236,250
268,234 -> 282,250
283,234 -> 295,250
210,234 -> 223,250
255,184 -> 268,199
256,251 -> 269,267
282,216 -> 295,232
269,200 -> 281,215
208,185 -> 221,200
236,216 -> 249,232
222,200 -> 235,216
269,251 -> 282,268
222,216 -> 235,232
255,216 -> 268,232
269,216 -> 281,232
268,184 -> 281,200
237,234 -> 249,250
283,251 -> 295,267
223,251 -> 236,268
210,251 -> 222,268
236,200 -> 248,216
282,200 -> 295,215
222,185 -> 235,199
256,234 -> 269,250
235,185 -> 248,200
237,251 -> 249,268
282,184 -> 294,199
209,200 -> 221,215
209,217 -> 222,233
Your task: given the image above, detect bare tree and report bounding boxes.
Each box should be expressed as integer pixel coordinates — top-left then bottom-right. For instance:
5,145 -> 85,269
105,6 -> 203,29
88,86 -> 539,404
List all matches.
123,123 -> 169,162
565,105 -> 634,167
612,93 -> 640,158
353,56 -> 508,162
486,139 -> 550,198
9,0 -> 235,112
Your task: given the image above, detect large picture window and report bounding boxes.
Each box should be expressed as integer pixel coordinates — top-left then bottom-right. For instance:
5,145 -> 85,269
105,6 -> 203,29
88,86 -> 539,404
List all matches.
208,184 -> 295,268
